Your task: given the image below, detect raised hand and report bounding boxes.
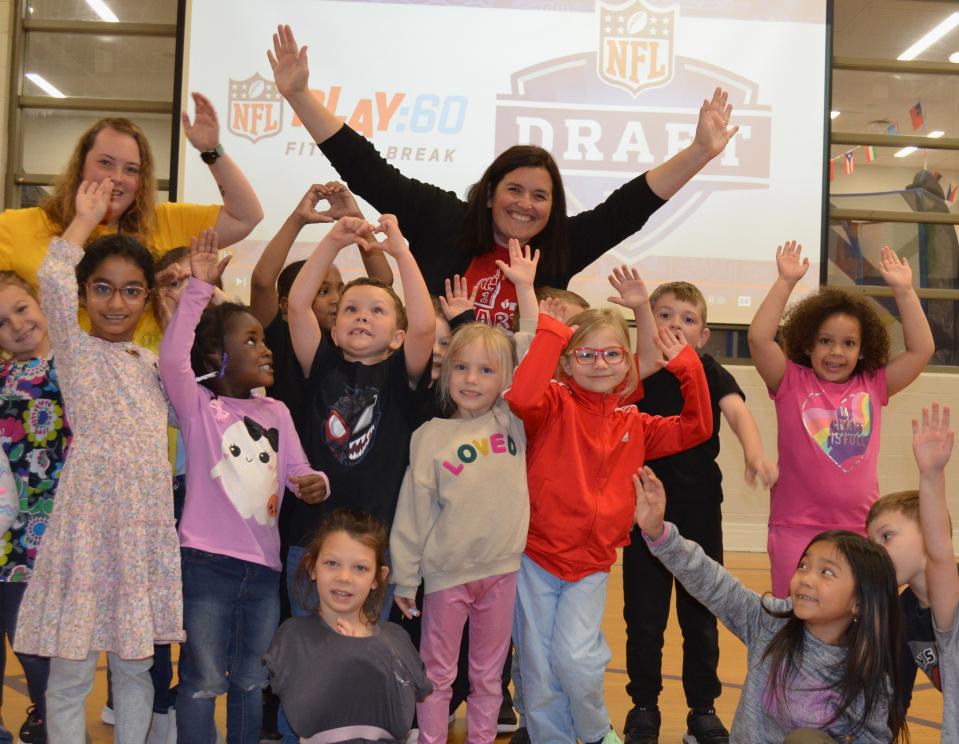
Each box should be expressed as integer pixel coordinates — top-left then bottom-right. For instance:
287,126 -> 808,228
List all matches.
268,24 -> 310,100
494,239 -> 540,288
745,455 -> 780,489
913,403 -> 954,474
394,595 -> 420,620
289,474 -> 329,504
878,245 -> 913,291
314,181 -> 364,221
607,265 -> 650,309
439,275 -> 477,320
539,297 -> 567,322
371,214 -> 408,258
189,229 -> 230,286
74,178 -> 113,226
652,325 -> 687,365
181,92 -> 220,153
775,240 -> 809,285
693,87 -> 739,158
324,216 -> 377,252
633,466 -> 667,540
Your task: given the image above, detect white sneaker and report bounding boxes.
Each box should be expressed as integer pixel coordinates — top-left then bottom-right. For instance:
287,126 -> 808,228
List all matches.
100,704 -> 115,726
406,728 -> 419,744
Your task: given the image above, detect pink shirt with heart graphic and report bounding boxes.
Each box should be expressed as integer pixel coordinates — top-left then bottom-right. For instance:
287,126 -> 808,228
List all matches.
769,360 -> 888,532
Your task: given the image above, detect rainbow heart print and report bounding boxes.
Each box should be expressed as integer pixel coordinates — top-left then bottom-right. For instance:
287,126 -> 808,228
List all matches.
801,392 -> 873,472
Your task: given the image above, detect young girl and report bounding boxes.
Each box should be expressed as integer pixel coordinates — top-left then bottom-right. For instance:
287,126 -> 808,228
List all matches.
0,272 -> 71,742
633,466 -> 906,742
157,229 -> 328,744
504,289 -> 712,744
748,241 -> 934,596
390,320 -> 527,744
13,178 -> 182,743
265,509 -> 432,741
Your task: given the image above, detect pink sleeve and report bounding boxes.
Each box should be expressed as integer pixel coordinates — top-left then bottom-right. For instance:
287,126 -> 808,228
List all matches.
158,278 -> 213,427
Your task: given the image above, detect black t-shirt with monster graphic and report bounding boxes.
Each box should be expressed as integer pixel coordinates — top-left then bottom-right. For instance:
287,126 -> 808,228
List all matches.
287,335 -> 424,547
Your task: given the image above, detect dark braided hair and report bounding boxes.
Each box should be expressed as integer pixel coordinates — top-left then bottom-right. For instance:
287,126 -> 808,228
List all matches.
190,301 -> 253,390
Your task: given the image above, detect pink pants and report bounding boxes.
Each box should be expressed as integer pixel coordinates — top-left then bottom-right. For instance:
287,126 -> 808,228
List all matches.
417,572 -> 518,744
768,524 -> 844,598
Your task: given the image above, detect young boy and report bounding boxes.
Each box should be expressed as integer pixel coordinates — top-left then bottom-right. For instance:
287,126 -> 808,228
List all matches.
866,490 -> 942,712
911,402 -> 959,739
622,281 -> 777,744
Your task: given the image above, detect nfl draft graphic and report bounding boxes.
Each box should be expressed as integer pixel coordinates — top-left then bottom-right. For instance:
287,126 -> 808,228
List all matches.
182,0 -> 827,323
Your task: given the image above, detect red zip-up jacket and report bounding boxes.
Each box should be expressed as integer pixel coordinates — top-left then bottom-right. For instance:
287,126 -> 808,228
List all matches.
504,314 -> 712,581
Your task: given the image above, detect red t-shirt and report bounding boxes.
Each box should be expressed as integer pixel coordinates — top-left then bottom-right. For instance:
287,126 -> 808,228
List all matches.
464,245 -> 518,331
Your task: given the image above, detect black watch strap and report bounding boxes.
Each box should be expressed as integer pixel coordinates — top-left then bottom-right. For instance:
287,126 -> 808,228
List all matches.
200,144 -> 224,165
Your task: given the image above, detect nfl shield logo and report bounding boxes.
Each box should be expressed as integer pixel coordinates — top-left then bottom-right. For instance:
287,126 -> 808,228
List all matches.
228,73 -> 283,143
598,0 -> 677,96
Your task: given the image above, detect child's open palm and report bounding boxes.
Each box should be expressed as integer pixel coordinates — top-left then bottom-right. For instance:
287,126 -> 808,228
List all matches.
439,275 -> 477,320
878,245 -> 913,290
776,240 -> 809,284
539,297 -> 568,322
913,402 -> 954,474
652,326 -> 687,366
494,239 -> 540,287
189,229 -> 231,286
633,466 -> 666,539
75,178 -> 113,225
607,265 -> 649,309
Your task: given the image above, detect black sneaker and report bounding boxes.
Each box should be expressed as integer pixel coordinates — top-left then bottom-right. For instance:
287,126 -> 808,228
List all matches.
623,706 -> 660,744
683,708 -> 729,744
509,727 -> 530,744
497,697 -> 519,733
17,705 -> 45,744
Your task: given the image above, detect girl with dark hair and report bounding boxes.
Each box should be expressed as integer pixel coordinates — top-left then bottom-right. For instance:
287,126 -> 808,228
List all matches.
748,241 -> 934,597
634,466 -> 907,743
0,94 -> 263,351
268,25 -> 739,331
157,229 -> 328,744
264,509 -> 432,741
12,179 -> 179,742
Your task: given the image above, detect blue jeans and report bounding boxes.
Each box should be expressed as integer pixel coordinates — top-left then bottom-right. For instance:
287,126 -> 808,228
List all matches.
513,555 -> 611,744
0,581 -> 49,718
176,548 -> 280,744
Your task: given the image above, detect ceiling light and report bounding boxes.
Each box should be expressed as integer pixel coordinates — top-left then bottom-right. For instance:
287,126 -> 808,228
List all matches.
950,51 -> 959,63
25,73 -> 65,98
85,0 -> 118,22
894,146 -> 918,157
899,12 -> 959,61
929,130 -> 946,138
830,111 -> 840,120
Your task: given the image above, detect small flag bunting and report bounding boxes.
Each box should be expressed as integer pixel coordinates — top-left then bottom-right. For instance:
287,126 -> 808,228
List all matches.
864,145 -> 876,163
829,159 -> 835,182
844,151 -> 855,175
948,184 -> 957,204
909,102 -> 924,130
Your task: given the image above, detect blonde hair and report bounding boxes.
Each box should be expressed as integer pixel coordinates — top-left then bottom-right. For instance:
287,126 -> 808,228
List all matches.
41,118 -> 158,242
438,323 -> 516,415
561,309 -> 638,400
649,281 -> 708,324
0,271 -> 38,301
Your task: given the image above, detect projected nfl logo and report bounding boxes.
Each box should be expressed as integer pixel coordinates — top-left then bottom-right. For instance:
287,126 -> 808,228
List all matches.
598,0 -> 676,95
228,73 -> 283,143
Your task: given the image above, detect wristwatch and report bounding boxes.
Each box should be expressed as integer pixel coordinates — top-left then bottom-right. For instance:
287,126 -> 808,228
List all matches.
200,144 -> 224,165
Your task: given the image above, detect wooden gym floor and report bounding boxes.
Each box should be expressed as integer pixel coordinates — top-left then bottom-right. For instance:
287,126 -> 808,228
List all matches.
0,552 -> 942,742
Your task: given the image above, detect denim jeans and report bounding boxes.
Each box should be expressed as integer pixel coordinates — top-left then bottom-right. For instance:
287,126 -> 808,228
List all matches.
1,581 -> 49,718
513,555 -> 611,744
176,548 -> 280,744
47,651 -> 152,744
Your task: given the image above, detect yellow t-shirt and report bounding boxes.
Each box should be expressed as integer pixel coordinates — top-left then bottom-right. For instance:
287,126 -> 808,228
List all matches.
0,202 -> 221,351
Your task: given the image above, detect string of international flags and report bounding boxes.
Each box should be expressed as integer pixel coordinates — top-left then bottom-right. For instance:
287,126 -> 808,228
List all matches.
829,100 -> 957,204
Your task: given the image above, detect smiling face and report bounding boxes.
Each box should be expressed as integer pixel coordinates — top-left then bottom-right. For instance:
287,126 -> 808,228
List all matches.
490,166 -> 553,246
652,293 -> 710,350
81,127 -> 141,225
0,284 -> 50,360
219,311 -> 274,395
82,255 -> 149,343
789,540 -> 859,644
560,325 -> 630,394
806,312 -> 862,384
330,284 -> 404,363
448,341 -> 503,418
867,509 -> 927,588
313,530 -> 387,631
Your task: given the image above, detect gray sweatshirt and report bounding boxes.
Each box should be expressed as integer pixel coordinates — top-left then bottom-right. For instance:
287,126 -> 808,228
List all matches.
647,523 -> 893,743
934,603 -> 959,741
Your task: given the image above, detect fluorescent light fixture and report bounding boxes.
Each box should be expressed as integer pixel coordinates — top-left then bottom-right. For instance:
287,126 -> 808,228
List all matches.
894,146 -> 918,158
899,12 -> 959,60
25,73 -> 65,98
830,111 -> 840,120
951,51 -> 959,63
929,130 -> 946,138
85,0 -> 119,22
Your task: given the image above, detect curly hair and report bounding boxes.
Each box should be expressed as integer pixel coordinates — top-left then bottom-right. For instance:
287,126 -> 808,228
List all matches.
42,118 -> 157,241
780,288 -> 889,375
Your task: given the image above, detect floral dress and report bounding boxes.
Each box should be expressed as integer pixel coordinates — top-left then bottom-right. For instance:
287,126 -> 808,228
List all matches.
13,237 -> 184,660
0,355 -> 71,583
